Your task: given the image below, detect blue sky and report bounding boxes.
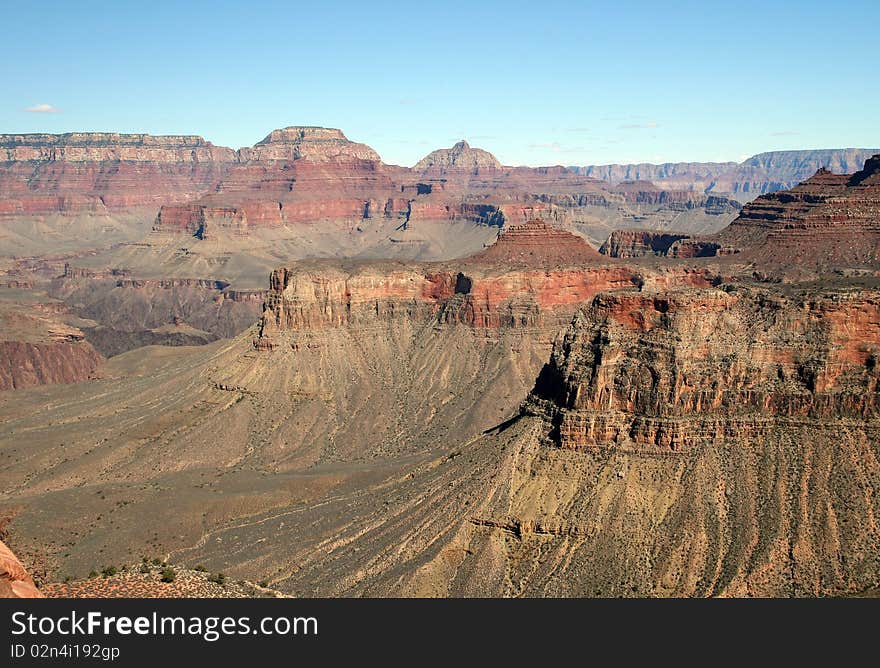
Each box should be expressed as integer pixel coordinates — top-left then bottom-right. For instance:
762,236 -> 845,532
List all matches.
2,0 -> 878,166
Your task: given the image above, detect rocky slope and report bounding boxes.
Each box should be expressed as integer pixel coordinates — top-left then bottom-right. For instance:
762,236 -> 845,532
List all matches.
574,148 -> 880,202
413,140 -> 502,174
0,297 -> 103,390
711,157 -> 880,272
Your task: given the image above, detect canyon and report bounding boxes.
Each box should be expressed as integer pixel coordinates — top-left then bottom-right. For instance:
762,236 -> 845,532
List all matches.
0,131 -> 878,598
0,128 -> 746,362
574,148 -> 880,202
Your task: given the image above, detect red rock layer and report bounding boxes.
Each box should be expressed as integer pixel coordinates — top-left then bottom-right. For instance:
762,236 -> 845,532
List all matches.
0,133 -> 236,216
465,220 -> 602,266
1,129 -> 741,233
255,222 -> 723,345
0,340 -> 103,391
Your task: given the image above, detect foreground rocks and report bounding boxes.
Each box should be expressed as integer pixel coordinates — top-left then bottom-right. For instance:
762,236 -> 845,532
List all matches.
0,540 -> 43,598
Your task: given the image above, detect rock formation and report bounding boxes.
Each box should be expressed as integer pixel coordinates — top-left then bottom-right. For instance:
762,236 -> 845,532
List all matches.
413,140 -> 502,174
0,300 -> 103,390
712,156 -> 880,272
241,126 -> 381,163
598,154 -> 880,271
599,229 -> 692,258
0,133 -> 236,216
465,220 -> 602,266
527,286 -> 880,451
0,540 -> 43,598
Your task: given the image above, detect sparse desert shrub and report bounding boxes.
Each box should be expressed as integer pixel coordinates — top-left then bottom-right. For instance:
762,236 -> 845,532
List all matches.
88,570 -> 98,579
208,572 -> 226,585
160,567 -> 176,583
101,565 -> 117,578
194,564 -> 207,572
152,557 -> 163,566
258,580 -> 269,588
139,563 -> 151,574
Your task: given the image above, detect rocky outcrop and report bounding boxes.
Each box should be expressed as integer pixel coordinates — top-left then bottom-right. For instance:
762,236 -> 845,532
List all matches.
599,230 -> 691,258
0,133 -> 235,163
414,140 -> 502,174
0,301 -> 104,390
527,286 -> 880,451
0,540 -> 43,598
240,126 -> 381,163
0,133 -> 236,215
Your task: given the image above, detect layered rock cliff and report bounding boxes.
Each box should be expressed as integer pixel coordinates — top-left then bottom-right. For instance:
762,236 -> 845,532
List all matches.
0,133 -> 236,215
240,126 -> 382,163
0,300 -> 103,390
712,156 -> 880,272
527,286 -> 880,451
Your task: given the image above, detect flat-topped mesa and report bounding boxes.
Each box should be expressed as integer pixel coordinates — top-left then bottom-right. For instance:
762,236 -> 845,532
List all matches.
413,140 -> 502,174
466,219 -> 603,266
240,126 -> 382,163
525,286 -> 880,453
0,132 -> 236,215
0,132 -> 236,163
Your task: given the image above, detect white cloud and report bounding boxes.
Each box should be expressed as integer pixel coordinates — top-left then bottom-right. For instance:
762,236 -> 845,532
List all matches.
620,122 -> 658,130
25,103 -> 61,113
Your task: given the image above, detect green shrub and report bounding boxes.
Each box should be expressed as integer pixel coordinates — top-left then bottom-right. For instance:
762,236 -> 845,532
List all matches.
208,572 -> 226,585
160,567 -> 176,583
101,565 -> 117,578
194,564 -> 207,572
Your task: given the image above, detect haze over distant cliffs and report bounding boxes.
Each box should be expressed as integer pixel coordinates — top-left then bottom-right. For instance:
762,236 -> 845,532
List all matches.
572,148 -> 880,201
